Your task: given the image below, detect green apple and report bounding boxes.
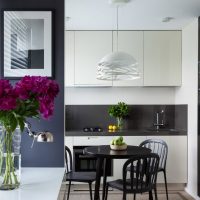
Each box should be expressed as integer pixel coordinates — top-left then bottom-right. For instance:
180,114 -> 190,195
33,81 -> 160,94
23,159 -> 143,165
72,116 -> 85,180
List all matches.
119,136 -> 123,142
110,139 -> 115,145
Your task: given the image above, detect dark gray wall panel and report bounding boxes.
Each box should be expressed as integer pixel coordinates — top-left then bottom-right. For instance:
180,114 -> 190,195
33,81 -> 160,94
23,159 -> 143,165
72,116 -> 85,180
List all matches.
0,0 -> 64,167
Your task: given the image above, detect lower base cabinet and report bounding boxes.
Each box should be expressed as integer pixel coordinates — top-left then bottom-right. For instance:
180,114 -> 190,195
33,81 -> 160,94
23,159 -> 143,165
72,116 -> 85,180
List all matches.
65,135 -> 187,184
147,136 -> 187,183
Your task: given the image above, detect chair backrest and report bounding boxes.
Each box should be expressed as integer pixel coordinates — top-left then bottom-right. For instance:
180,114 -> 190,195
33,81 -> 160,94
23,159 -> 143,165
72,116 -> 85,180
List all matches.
123,153 -> 159,193
65,146 -> 73,173
139,139 -> 168,170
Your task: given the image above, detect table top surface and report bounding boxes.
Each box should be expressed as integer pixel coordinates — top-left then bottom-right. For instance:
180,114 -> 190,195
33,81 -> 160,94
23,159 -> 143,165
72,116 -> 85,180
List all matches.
84,145 -> 151,158
0,168 -> 65,200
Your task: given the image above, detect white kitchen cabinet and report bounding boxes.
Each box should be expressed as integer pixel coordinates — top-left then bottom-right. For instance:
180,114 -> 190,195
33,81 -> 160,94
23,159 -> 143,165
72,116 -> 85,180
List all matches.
146,136 -> 187,183
144,31 -> 182,86
65,30 -> 182,87
112,31 -> 144,86
65,135 -> 187,183
65,31 -> 75,87
74,31 -> 113,86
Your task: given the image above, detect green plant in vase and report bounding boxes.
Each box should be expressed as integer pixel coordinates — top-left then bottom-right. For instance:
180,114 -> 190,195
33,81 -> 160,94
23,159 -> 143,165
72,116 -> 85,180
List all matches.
0,76 -> 59,190
108,102 -> 128,130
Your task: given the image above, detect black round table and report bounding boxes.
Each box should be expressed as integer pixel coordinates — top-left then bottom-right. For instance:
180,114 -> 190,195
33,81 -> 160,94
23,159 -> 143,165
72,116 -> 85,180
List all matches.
84,145 -> 151,200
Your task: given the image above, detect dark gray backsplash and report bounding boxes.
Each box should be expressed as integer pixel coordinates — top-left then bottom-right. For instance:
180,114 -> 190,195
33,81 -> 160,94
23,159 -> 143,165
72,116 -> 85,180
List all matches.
66,105 -> 187,131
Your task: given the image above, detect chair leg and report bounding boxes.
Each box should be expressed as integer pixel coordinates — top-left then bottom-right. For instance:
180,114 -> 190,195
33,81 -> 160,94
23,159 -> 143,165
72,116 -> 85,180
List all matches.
67,181 -> 71,200
154,186 -> 158,200
133,193 -> 136,200
89,182 -> 93,200
123,192 -> 126,200
163,170 -> 169,200
105,184 -> 109,200
149,190 -> 153,200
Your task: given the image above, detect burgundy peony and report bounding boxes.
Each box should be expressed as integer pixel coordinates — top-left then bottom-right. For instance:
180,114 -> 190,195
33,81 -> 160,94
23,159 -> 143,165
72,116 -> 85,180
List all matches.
0,76 -> 59,120
0,80 -> 17,111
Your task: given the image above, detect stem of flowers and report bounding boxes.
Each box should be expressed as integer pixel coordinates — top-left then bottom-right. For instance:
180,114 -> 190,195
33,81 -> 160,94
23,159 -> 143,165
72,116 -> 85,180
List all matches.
1,130 -> 19,189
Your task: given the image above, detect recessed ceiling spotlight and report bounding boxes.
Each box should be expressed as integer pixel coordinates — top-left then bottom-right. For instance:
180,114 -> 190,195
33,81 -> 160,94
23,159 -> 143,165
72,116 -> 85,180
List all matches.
162,17 -> 174,23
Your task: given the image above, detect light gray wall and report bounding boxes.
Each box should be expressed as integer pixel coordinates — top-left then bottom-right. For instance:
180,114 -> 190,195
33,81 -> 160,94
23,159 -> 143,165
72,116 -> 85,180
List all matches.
175,19 -> 198,199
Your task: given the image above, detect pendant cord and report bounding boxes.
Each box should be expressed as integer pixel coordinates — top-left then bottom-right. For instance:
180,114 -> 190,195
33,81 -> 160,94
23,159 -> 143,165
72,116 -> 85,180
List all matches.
116,6 -> 119,51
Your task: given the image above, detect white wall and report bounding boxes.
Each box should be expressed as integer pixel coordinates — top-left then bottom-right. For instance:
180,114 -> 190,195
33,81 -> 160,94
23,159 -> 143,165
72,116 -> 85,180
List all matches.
175,19 -> 198,199
65,87 -> 175,105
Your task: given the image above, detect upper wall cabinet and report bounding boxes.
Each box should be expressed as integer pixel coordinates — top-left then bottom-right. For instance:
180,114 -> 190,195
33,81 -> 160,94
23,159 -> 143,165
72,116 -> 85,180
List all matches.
65,30 -> 182,87
113,31 -> 144,86
75,31 -> 112,86
144,31 -> 182,86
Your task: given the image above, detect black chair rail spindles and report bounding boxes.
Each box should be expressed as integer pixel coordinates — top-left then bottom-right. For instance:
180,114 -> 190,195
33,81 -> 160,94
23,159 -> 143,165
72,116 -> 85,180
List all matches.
105,153 -> 160,200
140,139 -> 169,200
64,146 -> 96,200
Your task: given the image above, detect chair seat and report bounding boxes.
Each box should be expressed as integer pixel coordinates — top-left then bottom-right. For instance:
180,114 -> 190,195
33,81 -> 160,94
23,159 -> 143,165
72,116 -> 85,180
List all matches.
66,171 -> 96,183
107,179 -> 152,193
127,166 -> 164,173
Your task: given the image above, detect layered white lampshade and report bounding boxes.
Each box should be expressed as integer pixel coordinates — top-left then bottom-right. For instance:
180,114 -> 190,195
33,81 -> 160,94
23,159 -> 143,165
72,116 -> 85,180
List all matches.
97,1 -> 140,81
97,51 -> 139,80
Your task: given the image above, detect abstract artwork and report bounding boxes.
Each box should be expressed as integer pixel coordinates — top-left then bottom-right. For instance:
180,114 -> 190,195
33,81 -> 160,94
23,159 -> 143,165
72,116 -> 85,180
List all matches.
3,10 -> 53,78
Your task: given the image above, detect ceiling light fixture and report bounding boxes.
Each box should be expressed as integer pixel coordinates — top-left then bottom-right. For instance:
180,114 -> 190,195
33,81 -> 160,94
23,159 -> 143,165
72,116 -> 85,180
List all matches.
97,1 -> 140,81
162,17 -> 174,23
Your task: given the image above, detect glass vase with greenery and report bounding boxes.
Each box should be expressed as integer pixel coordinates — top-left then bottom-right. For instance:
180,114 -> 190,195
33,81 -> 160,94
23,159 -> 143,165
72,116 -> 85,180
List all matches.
0,76 -> 59,190
108,102 -> 128,130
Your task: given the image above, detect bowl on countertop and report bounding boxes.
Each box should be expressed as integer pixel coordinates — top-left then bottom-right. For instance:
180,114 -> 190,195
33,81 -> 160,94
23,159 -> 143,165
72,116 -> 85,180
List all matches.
110,144 -> 127,151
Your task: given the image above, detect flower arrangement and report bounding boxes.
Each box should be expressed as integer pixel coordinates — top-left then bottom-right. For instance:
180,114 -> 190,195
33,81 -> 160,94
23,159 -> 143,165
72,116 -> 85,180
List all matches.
0,76 -> 59,190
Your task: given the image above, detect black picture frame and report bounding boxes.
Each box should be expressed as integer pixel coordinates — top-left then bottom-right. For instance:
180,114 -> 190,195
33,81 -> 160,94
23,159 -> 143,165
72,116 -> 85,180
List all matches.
1,9 -> 54,79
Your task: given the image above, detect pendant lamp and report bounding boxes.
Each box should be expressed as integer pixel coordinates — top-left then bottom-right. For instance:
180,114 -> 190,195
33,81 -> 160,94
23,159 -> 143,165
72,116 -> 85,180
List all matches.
97,3 -> 140,81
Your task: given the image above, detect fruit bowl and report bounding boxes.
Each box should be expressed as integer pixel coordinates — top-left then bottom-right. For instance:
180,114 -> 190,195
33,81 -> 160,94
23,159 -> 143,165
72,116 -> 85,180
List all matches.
110,144 -> 127,151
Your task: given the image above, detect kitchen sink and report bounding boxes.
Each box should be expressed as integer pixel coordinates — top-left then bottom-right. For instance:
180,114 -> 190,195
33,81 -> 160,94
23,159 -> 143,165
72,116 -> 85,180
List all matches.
145,128 -> 179,133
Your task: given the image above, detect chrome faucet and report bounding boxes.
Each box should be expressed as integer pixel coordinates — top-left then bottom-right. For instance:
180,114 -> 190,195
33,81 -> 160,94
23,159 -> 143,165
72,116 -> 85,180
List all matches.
153,110 -> 164,130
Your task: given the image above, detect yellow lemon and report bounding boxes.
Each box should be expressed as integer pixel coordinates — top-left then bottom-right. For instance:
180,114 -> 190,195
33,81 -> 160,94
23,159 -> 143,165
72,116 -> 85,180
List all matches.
108,125 -> 113,130
112,125 -> 117,130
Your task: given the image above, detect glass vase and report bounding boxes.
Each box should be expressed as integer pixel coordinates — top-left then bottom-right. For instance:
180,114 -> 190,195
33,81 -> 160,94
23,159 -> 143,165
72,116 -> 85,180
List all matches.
116,117 -> 123,130
0,126 -> 21,190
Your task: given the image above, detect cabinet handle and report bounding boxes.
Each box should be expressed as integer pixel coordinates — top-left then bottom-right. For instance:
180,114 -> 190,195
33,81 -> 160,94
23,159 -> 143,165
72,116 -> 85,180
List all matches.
88,137 -> 98,140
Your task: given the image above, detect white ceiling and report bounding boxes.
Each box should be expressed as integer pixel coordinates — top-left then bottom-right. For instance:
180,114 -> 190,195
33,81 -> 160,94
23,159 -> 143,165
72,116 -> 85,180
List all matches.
65,0 -> 200,30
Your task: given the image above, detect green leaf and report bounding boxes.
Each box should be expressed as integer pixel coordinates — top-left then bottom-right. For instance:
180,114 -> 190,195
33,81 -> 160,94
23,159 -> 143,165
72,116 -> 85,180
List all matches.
9,114 -> 18,132
18,118 -> 25,132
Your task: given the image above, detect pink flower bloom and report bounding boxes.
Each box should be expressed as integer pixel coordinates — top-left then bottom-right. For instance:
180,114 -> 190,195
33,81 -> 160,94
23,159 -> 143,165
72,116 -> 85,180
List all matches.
0,80 -> 17,111
14,76 -> 59,119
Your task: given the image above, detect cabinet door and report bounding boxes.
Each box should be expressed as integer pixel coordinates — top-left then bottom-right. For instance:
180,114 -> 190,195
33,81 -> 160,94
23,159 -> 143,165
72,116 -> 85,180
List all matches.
113,31 -> 144,86
111,136 -> 147,180
74,31 -> 113,86
146,136 -> 187,183
65,31 -> 75,87
144,31 -> 182,86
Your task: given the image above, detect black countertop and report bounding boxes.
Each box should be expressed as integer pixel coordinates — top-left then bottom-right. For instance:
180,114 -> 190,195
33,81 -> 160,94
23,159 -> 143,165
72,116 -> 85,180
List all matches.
65,129 -> 187,136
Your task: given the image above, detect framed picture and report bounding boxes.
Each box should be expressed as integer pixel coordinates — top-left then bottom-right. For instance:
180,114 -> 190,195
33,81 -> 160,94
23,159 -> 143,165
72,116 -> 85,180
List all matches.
2,10 -> 54,78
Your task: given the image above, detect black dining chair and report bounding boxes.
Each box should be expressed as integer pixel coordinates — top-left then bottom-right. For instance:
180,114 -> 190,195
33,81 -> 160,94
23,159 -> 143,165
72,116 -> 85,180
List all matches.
64,146 -> 96,200
139,139 -> 168,200
105,153 -> 160,200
